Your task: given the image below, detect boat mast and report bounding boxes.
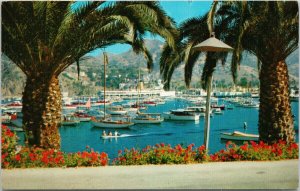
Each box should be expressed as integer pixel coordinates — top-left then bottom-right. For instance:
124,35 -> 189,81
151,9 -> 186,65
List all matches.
103,52 -> 108,119
137,66 -> 141,113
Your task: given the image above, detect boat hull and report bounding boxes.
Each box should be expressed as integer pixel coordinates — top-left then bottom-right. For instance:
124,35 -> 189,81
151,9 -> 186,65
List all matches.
132,119 -> 164,124
92,120 -> 134,128
220,132 -> 259,141
61,121 -> 80,126
76,117 -> 91,122
106,110 -> 128,115
163,113 -> 200,121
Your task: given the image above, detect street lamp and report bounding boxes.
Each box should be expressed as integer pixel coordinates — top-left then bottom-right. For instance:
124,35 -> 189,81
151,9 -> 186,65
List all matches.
193,32 -> 233,152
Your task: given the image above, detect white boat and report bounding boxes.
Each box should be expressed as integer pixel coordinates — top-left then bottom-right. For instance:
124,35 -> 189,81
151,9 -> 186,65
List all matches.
212,108 -> 223,115
106,106 -> 128,115
186,106 -> 212,117
61,114 -> 80,126
1,115 -> 11,124
163,109 -> 200,121
92,118 -> 134,128
6,101 -> 22,109
133,113 -> 164,124
73,111 -> 91,122
62,104 -> 77,110
91,100 -> 112,107
220,131 -> 259,141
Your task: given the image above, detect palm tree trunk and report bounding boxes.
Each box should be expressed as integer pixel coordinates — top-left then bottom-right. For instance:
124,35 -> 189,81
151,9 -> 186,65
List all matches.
259,60 -> 295,143
22,74 -> 62,149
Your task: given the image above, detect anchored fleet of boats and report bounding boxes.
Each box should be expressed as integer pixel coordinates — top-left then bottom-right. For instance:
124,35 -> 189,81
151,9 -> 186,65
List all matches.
3,89 -> 298,141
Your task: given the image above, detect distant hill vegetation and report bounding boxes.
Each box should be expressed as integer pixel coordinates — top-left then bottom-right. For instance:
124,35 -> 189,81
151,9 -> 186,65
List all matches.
1,40 -> 299,97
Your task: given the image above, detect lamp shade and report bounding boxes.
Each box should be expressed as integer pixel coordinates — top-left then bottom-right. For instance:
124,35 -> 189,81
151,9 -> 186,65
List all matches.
193,36 -> 233,52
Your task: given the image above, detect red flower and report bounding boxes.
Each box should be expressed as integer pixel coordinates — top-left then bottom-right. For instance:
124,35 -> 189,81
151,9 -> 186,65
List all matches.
100,152 -> 108,159
232,154 -> 239,159
160,143 -> 165,147
290,143 -> 298,150
29,153 -> 37,161
118,150 -> 122,154
101,159 -> 107,166
2,153 -> 8,160
210,154 -> 218,161
240,143 -> 248,151
15,154 -> 21,161
198,145 -> 206,152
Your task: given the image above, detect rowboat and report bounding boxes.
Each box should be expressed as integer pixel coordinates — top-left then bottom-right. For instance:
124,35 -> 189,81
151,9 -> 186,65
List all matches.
220,131 -> 259,141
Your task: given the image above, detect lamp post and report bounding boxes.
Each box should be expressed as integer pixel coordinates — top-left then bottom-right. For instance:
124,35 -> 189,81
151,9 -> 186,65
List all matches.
193,32 -> 233,152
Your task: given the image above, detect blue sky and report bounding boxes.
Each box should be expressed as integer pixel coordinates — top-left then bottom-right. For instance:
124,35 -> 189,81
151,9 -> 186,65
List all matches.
88,1 -> 212,56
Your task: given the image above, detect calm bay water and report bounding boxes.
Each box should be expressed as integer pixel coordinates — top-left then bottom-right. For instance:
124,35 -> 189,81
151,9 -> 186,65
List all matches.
56,98 -> 299,161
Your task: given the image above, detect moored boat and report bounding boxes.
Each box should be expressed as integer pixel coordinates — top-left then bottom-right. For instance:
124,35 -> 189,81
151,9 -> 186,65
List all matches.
1,114 -> 11,124
163,109 -> 200,121
133,113 -> 164,124
212,108 -> 223,115
6,101 -> 22,109
73,111 -> 92,122
61,114 -> 80,126
143,101 -> 157,106
92,117 -> 134,128
220,131 -> 259,141
106,106 -> 128,115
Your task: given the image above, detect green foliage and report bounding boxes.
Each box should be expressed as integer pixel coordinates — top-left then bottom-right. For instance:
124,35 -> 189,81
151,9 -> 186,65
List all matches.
239,77 -> 248,87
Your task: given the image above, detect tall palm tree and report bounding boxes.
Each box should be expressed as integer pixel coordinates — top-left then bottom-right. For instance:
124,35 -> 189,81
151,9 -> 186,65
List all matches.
160,1 -> 298,144
216,1 -> 298,143
2,1 -> 178,149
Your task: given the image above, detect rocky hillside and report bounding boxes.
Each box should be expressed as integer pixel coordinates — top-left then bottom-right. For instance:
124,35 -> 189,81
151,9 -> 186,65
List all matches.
1,40 -> 299,97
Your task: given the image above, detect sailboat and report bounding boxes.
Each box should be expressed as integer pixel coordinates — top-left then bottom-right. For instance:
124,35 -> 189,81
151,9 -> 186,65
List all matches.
132,67 -> 164,124
91,52 -> 134,129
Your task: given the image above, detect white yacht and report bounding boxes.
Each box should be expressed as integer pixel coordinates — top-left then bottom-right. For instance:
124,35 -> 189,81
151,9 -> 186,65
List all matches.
163,109 -> 200,121
106,106 -> 128,115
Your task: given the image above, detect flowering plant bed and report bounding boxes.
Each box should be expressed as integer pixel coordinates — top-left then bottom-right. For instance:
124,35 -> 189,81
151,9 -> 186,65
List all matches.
1,125 -> 298,168
1,125 -> 108,168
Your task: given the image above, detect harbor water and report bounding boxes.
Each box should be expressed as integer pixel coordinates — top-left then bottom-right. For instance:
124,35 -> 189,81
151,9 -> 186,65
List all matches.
53,98 -> 299,161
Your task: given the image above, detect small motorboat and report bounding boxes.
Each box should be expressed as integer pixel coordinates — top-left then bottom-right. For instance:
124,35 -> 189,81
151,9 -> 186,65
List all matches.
220,131 -> 259,141
213,108 -> 223,115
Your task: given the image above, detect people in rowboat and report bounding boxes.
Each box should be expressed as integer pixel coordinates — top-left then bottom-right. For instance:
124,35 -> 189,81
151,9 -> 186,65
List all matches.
102,130 -> 107,136
108,131 -> 113,136
114,131 -> 118,136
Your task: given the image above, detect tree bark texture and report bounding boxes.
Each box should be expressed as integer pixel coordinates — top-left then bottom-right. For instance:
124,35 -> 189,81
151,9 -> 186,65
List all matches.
22,74 -> 62,149
259,60 -> 295,143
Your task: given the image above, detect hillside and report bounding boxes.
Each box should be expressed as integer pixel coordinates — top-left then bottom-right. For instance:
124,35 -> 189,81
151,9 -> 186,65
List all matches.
1,40 -> 299,97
